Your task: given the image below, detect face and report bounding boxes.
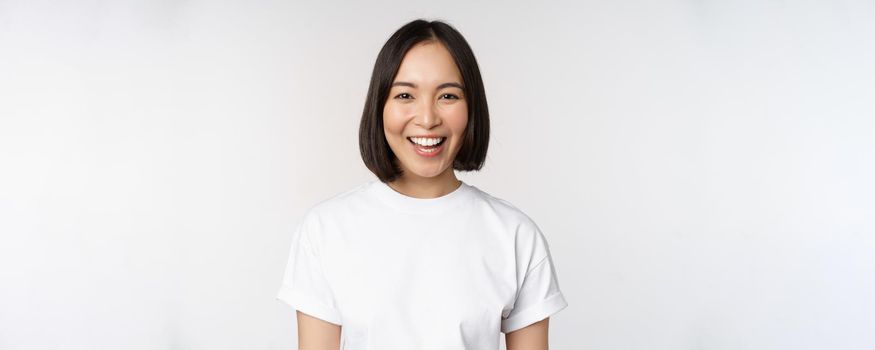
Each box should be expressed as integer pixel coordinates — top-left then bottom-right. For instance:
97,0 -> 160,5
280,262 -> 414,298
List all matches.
383,41 -> 468,180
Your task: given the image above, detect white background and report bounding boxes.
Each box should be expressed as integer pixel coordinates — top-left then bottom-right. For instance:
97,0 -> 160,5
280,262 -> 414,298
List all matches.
1,0 -> 873,349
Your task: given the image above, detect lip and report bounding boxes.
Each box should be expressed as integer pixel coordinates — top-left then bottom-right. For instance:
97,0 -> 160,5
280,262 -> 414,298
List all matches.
409,138 -> 445,158
407,134 -> 445,139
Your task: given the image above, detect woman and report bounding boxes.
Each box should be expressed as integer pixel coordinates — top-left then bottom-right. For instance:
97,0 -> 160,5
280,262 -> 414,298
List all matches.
278,19 -> 568,349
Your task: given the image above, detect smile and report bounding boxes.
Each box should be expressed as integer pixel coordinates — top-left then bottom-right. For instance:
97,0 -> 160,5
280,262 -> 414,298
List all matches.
407,137 -> 446,157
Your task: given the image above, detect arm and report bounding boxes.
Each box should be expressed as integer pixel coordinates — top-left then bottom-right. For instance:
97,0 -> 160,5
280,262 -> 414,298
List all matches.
505,317 -> 549,350
296,310 -> 342,350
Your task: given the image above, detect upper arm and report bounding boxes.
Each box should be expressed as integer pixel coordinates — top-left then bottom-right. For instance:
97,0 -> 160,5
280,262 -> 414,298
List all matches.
500,218 -> 568,333
278,212 -> 344,350
505,317 -> 549,350
296,310 -> 342,350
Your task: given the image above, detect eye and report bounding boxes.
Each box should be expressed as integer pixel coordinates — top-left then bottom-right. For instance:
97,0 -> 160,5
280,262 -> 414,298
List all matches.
440,93 -> 459,100
394,93 -> 413,100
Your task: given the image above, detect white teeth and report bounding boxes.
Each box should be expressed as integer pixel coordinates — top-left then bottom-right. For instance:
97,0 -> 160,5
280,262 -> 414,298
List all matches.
409,137 -> 444,147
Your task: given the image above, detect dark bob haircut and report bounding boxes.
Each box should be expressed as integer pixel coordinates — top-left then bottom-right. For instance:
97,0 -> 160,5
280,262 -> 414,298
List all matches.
359,19 -> 490,183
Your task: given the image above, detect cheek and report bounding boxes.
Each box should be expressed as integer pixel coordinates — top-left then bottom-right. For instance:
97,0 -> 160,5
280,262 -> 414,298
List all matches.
382,105 -> 406,136
448,104 -> 468,134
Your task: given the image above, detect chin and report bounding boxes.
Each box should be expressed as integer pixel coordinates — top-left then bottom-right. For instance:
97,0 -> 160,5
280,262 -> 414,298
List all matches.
403,162 -> 450,179
408,169 -> 446,179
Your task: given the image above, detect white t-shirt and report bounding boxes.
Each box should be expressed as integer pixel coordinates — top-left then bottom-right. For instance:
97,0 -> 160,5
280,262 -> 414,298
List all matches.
276,179 -> 568,349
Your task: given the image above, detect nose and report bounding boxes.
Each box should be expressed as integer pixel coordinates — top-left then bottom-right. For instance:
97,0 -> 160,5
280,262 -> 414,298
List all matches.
413,99 -> 442,129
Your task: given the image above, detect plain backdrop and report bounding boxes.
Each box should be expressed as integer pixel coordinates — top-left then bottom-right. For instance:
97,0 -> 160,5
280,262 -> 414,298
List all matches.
1,0 -> 874,349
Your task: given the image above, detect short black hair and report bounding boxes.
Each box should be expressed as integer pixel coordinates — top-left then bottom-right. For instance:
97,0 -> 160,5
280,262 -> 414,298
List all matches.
359,19 -> 490,183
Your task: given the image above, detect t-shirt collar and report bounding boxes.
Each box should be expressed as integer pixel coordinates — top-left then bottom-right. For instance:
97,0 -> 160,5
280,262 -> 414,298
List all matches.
369,178 -> 473,214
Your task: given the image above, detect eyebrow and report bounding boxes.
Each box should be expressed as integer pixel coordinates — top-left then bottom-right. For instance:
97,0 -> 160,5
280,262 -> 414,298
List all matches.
391,81 -> 465,90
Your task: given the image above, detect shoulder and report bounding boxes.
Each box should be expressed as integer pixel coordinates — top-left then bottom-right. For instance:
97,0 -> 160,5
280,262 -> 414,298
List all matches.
298,181 -> 373,225
467,184 -> 541,232
468,185 -> 552,266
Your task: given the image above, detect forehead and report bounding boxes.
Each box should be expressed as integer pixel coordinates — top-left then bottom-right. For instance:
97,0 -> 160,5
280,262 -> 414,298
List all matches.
393,41 -> 462,85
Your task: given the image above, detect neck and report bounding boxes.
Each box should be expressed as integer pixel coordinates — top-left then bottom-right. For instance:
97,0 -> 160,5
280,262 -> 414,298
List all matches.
387,167 -> 462,199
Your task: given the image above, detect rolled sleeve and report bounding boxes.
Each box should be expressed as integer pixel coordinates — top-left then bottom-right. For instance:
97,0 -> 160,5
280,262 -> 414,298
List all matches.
501,223 -> 568,333
276,220 -> 342,326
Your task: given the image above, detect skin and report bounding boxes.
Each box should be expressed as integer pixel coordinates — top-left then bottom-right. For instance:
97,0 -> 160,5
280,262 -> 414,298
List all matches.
296,311 -> 341,350
296,40 -> 549,349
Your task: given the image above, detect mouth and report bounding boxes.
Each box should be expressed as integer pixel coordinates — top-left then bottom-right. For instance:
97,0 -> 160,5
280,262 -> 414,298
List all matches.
407,136 -> 446,157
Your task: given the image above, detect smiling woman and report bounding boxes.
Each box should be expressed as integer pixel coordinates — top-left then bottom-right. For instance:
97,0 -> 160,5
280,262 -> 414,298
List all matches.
382,40 -> 469,179
277,19 -> 567,350
358,19 -> 490,195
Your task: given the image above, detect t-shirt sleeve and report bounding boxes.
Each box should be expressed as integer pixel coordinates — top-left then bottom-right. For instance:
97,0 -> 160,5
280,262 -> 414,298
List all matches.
276,215 -> 343,326
501,219 -> 569,334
